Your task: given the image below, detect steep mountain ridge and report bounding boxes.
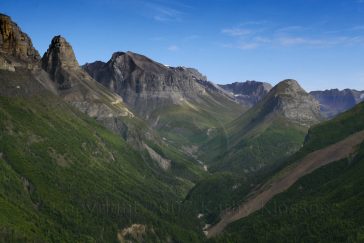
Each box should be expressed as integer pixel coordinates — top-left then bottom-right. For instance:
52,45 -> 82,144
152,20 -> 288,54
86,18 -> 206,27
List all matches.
83,51 -> 238,116
0,13 -> 40,69
83,51 -> 245,148
0,14 -> 59,97
40,35 -> 138,139
0,13 -> 205,183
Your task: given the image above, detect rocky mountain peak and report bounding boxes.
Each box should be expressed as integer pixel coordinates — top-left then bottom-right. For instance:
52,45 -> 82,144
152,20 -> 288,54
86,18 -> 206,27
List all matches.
0,13 -> 40,67
83,51 -> 217,117
272,79 -> 305,95
42,35 -> 79,69
41,35 -> 80,89
262,79 -> 321,127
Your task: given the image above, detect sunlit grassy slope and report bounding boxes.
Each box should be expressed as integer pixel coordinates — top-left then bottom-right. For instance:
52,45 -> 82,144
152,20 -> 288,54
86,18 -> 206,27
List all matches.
150,91 -> 246,149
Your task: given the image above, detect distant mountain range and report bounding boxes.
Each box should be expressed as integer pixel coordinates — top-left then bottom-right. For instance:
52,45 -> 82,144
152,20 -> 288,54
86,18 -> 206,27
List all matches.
310,89 -> 364,118
219,81 -> 364,119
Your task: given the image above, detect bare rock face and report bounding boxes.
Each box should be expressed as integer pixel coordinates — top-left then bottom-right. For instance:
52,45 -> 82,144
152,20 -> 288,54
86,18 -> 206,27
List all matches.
42,36 -> 80,89
261,79 -> 321,127
310,89 -> 364,118
83,51 -> 237,118
219,81 -> 272,107
0,14 -> 40,70
0,13 -> 56,97
0,14 -> 167,167
41,36 -> 134,138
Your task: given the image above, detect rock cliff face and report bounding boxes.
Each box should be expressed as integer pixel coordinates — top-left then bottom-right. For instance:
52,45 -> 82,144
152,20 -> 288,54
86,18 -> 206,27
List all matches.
0,16 -> 134,138
41,36 -> 134,137
0,14 -> 56,97
0,14 -> 203,174
83,51 -> 245,148
0,14 -> 40,70
83,51 -> 238,118
310,89 -> 364,118
42,36 -> 79,89
265,79 -> 321,127
219,81 -> 272,107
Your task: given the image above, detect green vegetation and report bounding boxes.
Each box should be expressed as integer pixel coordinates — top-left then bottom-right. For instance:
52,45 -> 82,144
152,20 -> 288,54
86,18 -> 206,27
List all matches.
150,92 -> 245,149
212,143 -> 364,243
0,95 -> 203,242
302,102 -> 364,153
1,67 -> 363,242
187,99 -> 308,224
211,102 -> 364,242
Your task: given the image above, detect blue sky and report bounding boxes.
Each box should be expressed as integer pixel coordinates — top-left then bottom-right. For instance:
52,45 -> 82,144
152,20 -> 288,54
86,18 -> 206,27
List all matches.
1,0 -> 364,91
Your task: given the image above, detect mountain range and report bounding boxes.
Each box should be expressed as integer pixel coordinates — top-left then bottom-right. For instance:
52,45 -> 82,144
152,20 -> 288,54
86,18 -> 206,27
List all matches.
0,13 -> 363,242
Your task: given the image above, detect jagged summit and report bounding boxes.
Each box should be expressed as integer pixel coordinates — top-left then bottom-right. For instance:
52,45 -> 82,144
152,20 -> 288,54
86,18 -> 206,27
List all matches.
47,35 -> 79,66
42,36 -> 78,68
41,35 -> 80,89
0,13 -> 40,70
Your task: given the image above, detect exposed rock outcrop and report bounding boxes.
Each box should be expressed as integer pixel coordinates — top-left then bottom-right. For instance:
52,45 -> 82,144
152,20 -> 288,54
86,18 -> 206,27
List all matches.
0,14 -> 40,70
0,15 -> 135,140
117,224 -> 148,243
219,81 -> 272,107
143,142 -> 171,170
0,14 -> 56,96
310,89 -> 364,118
262,79 -> 321,127
42,36 -> 79,89
83,51 -> 239,118
41,36 -> 134,135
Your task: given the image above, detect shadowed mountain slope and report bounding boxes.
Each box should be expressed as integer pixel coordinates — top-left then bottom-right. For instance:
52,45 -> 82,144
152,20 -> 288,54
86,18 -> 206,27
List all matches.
210,101 -> 364,242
